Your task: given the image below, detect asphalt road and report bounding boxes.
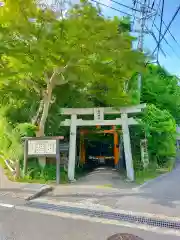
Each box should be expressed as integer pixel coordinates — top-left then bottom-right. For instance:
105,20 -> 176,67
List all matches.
0,205 -> 179,240
1,162 -> 180,239
57,163 -> 180,217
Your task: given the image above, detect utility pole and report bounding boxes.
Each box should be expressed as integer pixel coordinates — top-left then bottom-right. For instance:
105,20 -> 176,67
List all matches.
137,1 -> 146,98
133,0 -> 149,103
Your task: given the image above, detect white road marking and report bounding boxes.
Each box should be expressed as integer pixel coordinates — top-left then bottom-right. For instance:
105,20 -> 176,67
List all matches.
0,203 -> 14,208
15,205 -> 180,237
1,200 -> 180,237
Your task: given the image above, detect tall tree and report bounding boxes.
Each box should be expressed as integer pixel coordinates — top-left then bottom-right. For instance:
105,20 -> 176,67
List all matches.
0,0 -> 145,136
142,64 -> 180,123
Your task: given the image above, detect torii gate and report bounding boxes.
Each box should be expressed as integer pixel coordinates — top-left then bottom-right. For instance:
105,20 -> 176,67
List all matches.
61,104 -> 146,182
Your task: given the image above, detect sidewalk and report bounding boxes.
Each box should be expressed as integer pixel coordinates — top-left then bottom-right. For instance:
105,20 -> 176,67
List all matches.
0,166 -> 51,200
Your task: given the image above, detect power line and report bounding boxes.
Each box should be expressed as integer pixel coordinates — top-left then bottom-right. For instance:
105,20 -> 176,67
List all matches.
153,24 -> 180,60
108,0 -> 141,12
147,26 -> 167,57
156,0 -> 165,60
90,0 -> 180,63
154,24 -> 172,50
131,0 -> 138,28
161,19 -> 180,50
151,0 -> 156,9
149,2 -> 180,54
89,0 -> 133,17
151,0 -> 161,29
152,4 -> 180,55
133,0 -> 137,6
135,0 -> 156,11
144,0 -> 153,20
151,1 -> 180,51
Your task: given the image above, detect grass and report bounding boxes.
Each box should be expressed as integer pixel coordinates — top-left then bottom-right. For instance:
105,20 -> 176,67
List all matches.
135,168 -> 167,184
1,153 -> 177,185
135,157 -> 176,184
8,164 -> 90,184
8,175 -> 48,184
0,157 -> 90,184
135,163 -> 175,184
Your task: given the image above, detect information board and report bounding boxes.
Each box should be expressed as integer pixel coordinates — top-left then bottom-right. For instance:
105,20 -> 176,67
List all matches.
28,139 -> 57,156
23,137 -> 61,184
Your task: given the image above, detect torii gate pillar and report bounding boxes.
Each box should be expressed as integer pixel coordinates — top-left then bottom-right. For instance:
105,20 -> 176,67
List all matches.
68,114 -> 77,181
61,104 -> 146,182
121,113 -> 134,181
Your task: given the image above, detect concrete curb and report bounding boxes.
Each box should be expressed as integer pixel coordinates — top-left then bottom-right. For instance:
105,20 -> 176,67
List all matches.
25,186 -> 54,201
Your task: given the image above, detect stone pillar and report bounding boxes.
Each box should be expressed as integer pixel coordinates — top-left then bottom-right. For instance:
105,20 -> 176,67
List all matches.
68,114 -> 77,181
121,113 -> 134,181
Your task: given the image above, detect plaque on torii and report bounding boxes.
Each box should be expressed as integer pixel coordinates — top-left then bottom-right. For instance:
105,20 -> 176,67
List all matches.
94,108 -> 104,121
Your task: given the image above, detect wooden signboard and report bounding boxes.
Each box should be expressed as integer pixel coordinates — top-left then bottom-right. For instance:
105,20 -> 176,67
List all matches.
23,137 -> 62,184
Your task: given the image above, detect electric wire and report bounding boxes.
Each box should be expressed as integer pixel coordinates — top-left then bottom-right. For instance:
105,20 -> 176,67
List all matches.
135,0 -> 156,11
156,0 -> 165,59
152,4 -> 180,55
151,0 -> 156,9
146,26 -> 167,57
131,0 -> 139,30
90,0 -> 180,63
153,24 -> 180,60
151,0 -> 161,29
161,19 -> 180,49
150,1 -> 180,52
108,0 -> 141,12
150,0 -> 180,50
89,0 -> 133,17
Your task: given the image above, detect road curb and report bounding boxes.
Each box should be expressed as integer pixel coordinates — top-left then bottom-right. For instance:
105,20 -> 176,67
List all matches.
25,186 -> 54,201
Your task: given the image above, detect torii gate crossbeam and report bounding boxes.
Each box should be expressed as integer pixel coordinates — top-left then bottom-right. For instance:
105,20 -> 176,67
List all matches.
60,104 -> 146,182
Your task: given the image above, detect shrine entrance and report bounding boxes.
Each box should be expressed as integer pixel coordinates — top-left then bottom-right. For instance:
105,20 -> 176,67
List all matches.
79,126 -> 120,169
61,104 -> 146,182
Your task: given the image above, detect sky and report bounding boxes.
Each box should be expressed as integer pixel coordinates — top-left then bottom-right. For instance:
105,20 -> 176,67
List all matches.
97,0 -> 180,77
46,0 -> 180,76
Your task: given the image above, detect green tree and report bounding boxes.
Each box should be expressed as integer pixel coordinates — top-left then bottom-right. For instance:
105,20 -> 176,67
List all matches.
0,0 -> 145,137
142,64 -> 180,123
141,104 -> 176,164
131,104 -> 176,170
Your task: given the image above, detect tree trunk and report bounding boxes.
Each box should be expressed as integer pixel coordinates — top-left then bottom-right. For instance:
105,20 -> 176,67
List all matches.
37,73 -> 55,167
35,69 -> 67,167
32,100 -> 44,126
15,160 -> 20,179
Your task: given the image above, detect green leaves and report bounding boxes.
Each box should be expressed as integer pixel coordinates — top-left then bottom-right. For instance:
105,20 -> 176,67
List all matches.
140,104 -> 176,164
142,64 -> 180,123
142,104 -> 176,133
0,0 -> 146,102
0,0 -> 147,137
